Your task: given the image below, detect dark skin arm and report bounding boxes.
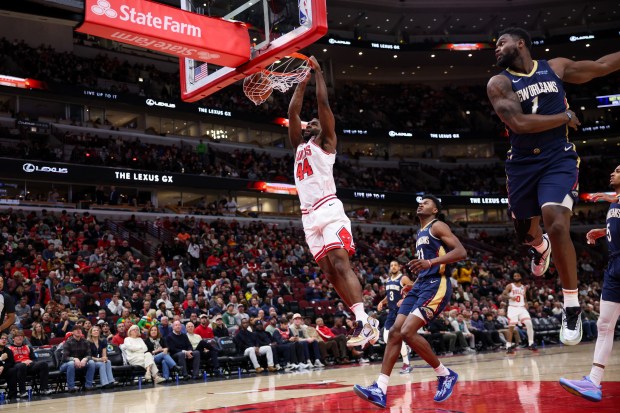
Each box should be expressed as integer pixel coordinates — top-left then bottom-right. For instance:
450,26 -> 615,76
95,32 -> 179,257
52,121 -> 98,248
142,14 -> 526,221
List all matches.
287,75 -> 310,149
486,75 -> 580,134
549,51 -> 620,84
308,56 -> 337,154
0,313 -> 15,333
407,221 -> 467,274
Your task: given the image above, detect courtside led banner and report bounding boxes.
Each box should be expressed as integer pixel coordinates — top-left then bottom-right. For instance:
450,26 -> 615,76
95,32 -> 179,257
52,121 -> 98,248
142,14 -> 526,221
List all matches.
76,0 -> 250,67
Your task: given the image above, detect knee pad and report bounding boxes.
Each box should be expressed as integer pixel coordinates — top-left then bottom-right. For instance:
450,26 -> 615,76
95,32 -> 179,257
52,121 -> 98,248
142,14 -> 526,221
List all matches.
513,218 -> 535,244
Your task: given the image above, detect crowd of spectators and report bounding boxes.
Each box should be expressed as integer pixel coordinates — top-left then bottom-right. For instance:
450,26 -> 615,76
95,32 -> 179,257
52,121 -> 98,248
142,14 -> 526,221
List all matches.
0,201 -> 611,399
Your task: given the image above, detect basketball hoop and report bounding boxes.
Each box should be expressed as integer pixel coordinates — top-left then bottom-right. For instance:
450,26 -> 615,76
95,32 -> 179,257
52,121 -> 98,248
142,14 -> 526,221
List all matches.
243,53 -> 311,105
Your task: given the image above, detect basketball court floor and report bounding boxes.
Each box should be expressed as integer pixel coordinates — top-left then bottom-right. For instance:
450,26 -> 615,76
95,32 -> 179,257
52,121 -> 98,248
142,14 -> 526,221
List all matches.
2,342 -> 617,412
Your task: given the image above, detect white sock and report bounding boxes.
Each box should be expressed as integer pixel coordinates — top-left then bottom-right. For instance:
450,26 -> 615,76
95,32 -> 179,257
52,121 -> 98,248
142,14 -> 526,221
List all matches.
533,236 -> 548,253
351,303 -> 368,325
524,320 -> 534,346
563,289 -> 579,307
433,363 -> 450,376
401,343 -> 409,365
376,373 -> 390,393
589,366 -> 604,386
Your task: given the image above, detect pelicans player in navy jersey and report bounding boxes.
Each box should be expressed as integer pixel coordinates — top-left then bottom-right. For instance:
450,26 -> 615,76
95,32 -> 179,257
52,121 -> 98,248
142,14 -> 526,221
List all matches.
560,165 -> 620,402
354,195 -> 466,407
376,261 -> 413,374
487,27 -> 620,346
288,56 -> 379,348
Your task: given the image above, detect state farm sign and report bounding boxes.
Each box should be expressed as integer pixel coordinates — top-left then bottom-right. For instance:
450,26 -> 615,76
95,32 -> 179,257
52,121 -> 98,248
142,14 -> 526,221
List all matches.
77,0 -> 250,67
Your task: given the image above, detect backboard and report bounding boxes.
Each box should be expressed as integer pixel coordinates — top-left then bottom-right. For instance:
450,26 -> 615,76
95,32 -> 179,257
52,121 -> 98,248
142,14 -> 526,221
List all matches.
179,0 -> 327,102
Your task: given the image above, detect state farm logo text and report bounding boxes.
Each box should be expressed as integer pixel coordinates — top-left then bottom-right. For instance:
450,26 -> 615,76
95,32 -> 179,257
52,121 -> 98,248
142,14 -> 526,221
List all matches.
91,0 -> 201,38
23,163 -> 69,174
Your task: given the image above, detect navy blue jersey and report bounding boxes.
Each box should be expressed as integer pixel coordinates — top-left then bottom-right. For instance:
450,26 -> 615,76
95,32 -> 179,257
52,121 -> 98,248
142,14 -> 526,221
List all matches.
415,219 -> 448,280
385,273 -> 404,312
501,60 -> 569,150
607,202 -> 620,258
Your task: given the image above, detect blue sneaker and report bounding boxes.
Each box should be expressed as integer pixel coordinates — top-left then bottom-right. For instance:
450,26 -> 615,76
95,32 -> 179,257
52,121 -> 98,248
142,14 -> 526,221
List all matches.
434,369 -> 458,402
353,382 -> 387,408
559,376 -> 602,402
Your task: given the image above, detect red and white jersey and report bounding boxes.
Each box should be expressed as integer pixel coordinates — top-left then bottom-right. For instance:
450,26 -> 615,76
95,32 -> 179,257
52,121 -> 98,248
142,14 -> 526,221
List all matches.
294,138 -> 337,211
509,283 -> 526,308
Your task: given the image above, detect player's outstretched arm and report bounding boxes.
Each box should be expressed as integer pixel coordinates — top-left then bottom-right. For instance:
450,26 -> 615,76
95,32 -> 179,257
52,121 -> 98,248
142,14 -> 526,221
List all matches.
288,74 -> 310,148
592,192 -> 620,203
308,56 -> 336,152
586,228 -> 607,245
550,51 -> 620,84
487,75 -> 580,134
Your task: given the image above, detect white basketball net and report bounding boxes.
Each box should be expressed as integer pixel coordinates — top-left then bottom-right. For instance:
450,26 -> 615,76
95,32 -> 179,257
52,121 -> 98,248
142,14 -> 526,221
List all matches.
243,54 -> 311,105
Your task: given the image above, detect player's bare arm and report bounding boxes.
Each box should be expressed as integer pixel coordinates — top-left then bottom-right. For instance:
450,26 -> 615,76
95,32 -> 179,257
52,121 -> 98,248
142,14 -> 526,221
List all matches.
486,75 -> 580,134
407,222 -> 467,273
400,275 -> 414,296
592,193 -> 619,203
500,284 -> 513,301
308,56 -> 336,153
549,51 -> 620,84
586,228 -> 607,245
288,74 -> 311,148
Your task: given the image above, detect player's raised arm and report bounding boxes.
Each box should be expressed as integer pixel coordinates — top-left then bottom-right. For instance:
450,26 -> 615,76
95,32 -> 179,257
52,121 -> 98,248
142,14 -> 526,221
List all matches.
288,74 -> 310,148
549,51 -> 620,84
486,75 -> 580,134
308,56 -> 336,152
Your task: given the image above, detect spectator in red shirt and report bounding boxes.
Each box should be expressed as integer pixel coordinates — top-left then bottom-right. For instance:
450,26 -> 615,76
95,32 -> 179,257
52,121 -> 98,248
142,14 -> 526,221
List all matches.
315,317 -> 350,364
194,314 -> 215,339
111,323 -> 127,346
10,330 -> 53,396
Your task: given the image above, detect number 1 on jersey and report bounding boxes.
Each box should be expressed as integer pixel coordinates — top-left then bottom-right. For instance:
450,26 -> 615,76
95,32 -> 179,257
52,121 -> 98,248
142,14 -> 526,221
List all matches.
296,159 -> 314,181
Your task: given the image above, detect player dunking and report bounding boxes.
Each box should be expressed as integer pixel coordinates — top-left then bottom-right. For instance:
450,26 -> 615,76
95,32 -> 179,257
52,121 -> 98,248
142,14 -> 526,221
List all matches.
354,196 -> 466,407
487,27 -> 620,345
376,261 -> 413,374
560,165 -> 620,402
288,56 -> 379,347
501,272 -> 536,353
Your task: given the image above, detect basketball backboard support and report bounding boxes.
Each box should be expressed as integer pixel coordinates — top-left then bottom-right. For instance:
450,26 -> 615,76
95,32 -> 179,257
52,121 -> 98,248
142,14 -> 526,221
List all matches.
179,0 -> 327,102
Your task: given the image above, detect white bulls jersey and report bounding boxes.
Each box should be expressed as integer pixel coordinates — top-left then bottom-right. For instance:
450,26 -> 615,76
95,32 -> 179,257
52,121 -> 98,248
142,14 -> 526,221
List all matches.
294,138 -> 337,211
509,283 -> 526,308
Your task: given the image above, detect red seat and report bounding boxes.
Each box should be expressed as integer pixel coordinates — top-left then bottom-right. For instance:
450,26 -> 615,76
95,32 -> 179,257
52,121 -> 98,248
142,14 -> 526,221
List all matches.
49,337 -> 64,346
23,329 -> 32,338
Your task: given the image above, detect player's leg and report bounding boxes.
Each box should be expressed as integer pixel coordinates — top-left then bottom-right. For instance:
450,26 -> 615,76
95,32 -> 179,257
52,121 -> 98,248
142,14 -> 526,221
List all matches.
506,155 -> 551,275
560,298 -> 620,402
539,149 -> 582,344
353,314 -> 408,408
399,341 -> 411,373
520,310 -> 536,349
505,324 -> 516,353
400,279 -> 457,402
319,207 -> 379,346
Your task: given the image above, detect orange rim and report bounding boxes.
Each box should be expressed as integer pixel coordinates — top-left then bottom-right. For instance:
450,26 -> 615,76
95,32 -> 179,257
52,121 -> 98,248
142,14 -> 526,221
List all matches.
261,52 -> 310,77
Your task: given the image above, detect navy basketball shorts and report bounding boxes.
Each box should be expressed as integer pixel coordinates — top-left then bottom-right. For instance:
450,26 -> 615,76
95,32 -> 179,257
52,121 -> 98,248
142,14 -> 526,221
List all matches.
397,276 -> 452,323
602,256 -> 620,303
505,142 -> 579,219
384,311 -> 398,330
